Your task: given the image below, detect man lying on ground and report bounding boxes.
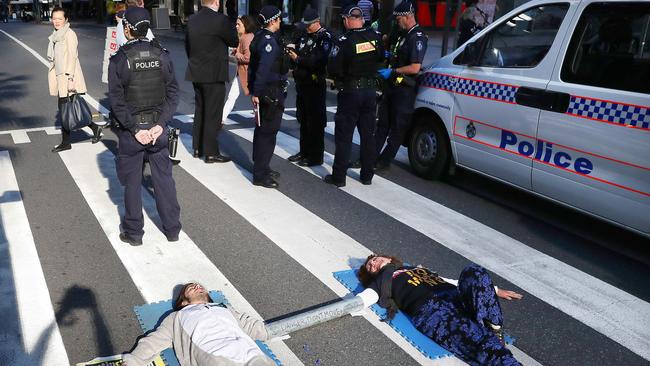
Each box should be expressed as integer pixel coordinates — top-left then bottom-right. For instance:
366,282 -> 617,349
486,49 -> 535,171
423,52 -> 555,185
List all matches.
122,282 -> 275,366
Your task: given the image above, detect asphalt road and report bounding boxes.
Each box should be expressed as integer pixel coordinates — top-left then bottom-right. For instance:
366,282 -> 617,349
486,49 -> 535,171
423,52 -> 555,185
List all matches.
0,20 -> 649,366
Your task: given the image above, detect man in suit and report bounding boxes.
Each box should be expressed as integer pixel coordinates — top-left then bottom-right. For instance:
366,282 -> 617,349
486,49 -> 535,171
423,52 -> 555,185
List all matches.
185,0 -> 239,163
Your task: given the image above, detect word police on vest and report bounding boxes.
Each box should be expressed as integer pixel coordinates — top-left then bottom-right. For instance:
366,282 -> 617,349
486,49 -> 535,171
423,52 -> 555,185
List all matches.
499,130 -> 594,175
134,59 -> 160,70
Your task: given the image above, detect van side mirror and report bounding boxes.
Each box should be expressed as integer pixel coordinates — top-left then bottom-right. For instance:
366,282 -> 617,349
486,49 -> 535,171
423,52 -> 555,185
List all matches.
459,42 -> 481,66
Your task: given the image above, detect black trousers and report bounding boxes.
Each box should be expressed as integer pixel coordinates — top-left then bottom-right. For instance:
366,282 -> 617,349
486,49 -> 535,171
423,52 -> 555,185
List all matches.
115,127 -> 181,240
192,82 -> 226,157
375,85 -> 417,164
252,94 -> 285,181
296,81 -> 326,163
332,89 -> 377,182
58,96 -> 99,145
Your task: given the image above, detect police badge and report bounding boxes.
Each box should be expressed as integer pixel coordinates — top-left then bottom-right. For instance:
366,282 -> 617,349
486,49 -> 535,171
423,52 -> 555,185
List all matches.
466,122 -> 476,139
265,43 -> 273,52
416,41 -> 423,51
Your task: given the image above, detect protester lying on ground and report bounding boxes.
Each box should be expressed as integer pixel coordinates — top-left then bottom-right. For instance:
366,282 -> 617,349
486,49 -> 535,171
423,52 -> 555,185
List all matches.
358,254 -> 523,366
122,282 -> 275,366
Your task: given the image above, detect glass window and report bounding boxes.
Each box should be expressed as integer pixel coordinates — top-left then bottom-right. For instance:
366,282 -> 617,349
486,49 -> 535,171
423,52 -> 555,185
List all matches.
561,3 -> 650,94
458,4 -> 569,68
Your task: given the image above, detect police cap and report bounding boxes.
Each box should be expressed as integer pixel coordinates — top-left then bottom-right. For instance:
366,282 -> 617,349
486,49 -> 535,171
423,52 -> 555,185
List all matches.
258,5 -> 282,25
341,5 -> 363,18
123,7 -> 150,29
393,1 -> 416,16
302,8 -> 320,24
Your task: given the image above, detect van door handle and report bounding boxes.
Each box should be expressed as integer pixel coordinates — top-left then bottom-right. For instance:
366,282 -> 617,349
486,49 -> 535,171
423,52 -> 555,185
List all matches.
515,87 -> 570,113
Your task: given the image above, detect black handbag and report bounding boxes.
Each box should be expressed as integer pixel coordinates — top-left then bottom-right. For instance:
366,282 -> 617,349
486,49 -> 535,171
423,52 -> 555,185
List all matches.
60,93 -> 92,131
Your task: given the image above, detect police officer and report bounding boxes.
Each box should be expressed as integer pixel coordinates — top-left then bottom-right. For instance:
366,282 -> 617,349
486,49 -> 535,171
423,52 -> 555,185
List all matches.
108,7 -> 181,245
285,8 -> 332,167
248,5 -> 290,189
324,5 -> 384,187
375,1 -> 427,171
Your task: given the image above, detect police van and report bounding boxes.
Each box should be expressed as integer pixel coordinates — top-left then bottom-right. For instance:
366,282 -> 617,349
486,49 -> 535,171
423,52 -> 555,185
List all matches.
409,0 -> 649,236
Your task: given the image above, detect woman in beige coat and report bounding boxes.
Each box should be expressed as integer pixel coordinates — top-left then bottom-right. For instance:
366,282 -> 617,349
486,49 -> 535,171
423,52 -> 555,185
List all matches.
232,15 -> 256,96
48,6 -> 101,153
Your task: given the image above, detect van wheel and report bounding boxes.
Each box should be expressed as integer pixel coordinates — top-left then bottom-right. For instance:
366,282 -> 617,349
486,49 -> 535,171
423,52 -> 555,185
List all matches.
408,120 -> 450,180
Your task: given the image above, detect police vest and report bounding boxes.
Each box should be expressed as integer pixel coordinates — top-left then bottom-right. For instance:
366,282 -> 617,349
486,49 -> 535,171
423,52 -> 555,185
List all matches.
345,29 -> 381,78
123,43 -> 165,108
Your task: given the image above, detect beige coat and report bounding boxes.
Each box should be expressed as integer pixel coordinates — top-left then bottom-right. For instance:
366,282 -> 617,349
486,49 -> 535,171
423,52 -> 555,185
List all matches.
48,27 -> 87,97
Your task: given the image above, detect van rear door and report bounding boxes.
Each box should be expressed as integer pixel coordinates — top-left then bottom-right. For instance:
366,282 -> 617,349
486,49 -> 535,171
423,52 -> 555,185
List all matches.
536,1 -> 650,235
452,2 -> 572,190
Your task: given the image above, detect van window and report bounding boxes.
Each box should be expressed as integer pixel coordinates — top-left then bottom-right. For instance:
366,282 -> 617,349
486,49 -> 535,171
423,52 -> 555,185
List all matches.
561,3 -> 650,94
457,4 -> 569,68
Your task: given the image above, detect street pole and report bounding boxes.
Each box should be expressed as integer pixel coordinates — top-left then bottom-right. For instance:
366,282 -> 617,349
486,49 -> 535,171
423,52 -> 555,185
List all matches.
265,289 -> 378,338
440,0 -> 454,57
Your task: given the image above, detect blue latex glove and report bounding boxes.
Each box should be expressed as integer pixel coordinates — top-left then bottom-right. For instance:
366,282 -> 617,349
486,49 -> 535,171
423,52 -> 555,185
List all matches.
378,68 -> 393,80
384,50 -> 393,59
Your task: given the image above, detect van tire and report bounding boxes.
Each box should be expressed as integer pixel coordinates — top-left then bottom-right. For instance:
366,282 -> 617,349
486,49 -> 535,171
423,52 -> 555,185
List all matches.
408,118 -> 450,180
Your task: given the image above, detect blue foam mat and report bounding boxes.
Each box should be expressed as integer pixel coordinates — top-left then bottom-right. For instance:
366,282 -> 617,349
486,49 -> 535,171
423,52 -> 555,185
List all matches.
333,269 -> 513,360
133,291 -> 282,366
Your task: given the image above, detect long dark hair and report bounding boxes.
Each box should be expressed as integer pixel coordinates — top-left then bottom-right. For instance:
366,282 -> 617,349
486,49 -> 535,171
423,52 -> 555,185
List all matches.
239,15 -> 258,34
357,254 -> 404,287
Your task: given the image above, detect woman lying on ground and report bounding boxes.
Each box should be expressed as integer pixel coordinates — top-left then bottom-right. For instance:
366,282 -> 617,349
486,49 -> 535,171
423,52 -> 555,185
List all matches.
358,254 -> 523,366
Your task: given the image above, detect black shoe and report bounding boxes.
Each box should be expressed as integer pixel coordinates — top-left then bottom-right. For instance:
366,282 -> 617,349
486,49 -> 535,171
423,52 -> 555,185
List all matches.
349,160 -> 361,169
205,154 -> 231,163
298,159 -> 323,167
253,176 -> 279,189
51,144 -> 71,153
193,150 -> 201,158
323,174 -> 345,187
288,152 -> 304,162
374,160 -> 390,171
119,232 -> 143,246
91,126 -> 103,144
166,234 -> 179,242
360,178 -> 372,185
269,170 -> 280,179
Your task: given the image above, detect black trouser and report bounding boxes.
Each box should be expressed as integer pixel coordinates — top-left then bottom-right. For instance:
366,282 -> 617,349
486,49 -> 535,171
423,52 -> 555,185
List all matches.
375,85 -> 417,164
332,88 -> 377,182
58,96 -> 99,145
192,82 -> 226,157
115,127 -> 181,240
253,92 -> 285,181
296,81 -> 326,163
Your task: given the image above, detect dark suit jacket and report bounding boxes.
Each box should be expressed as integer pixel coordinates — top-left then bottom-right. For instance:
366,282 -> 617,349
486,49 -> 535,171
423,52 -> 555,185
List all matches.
185,7 -> 239,83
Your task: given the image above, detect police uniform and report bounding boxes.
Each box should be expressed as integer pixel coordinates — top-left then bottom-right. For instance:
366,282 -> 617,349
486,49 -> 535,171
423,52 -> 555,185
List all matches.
324,5 -> 384,187
248,6 -> 290,188
108,8 -> 181,245
288,8 -> 332,167
375,2 -> 428,169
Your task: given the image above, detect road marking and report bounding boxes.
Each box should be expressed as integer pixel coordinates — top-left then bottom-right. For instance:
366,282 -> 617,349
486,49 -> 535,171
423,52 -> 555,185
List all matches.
57,143 -> 303,366
228,127 -> 650,361
174,135 -> 454,366
0,151 -> 70,366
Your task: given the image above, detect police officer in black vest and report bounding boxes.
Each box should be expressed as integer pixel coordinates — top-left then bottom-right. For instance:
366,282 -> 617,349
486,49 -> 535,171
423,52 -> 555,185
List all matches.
248,5 -> 290,189
324,5 -> 384,187
108,7 -> 181,246
285,8 -> 331,167
375,1 -> 427,171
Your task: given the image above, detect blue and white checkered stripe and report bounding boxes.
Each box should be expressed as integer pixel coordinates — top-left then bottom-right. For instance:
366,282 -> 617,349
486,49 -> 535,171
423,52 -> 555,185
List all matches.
455,78 -> 517,103
568,96 -> 650,129
421,73 -> 517,103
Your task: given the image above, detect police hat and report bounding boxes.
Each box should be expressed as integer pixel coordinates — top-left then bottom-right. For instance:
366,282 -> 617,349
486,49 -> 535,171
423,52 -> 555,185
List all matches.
341,5 -> 363,18
258,5 -> 282,25
302,8 -> 319,24
123,7 -> 150,29
393,1 -> 416,16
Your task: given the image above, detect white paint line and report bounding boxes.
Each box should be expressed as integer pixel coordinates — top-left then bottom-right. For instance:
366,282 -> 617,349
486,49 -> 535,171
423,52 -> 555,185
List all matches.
0,126 -> 61,138
282,113 -> 296,121
173,114 -> 194,123
230,127 -> 650,361
57,143 -> 303,366
0,30 -> 50,67
174,135 -> 451,365
0,151 -> 70,366
10,131 -> 30,144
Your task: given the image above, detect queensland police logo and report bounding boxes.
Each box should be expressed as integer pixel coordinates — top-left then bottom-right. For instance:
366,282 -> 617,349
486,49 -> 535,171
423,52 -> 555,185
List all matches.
265,34 -> 271,39
466,122 -> 476,139
265,43 -> 273,53
331,45 -> 339,57
307,39 -> 313,46
323,42 -> 330,51
416,41 -> 423,51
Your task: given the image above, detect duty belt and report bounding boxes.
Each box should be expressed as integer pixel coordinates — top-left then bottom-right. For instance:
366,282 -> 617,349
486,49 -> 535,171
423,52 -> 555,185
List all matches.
133,111 -> 159,125
336,77 -> 378,91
